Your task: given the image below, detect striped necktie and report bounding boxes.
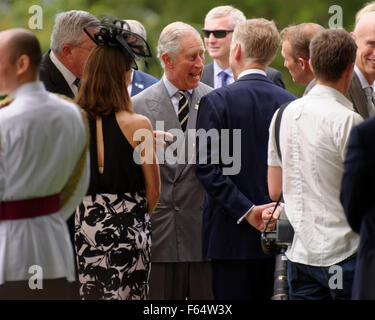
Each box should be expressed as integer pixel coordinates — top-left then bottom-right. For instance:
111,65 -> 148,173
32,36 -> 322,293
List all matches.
364,86 -> 375,116
178,90 -> 189,131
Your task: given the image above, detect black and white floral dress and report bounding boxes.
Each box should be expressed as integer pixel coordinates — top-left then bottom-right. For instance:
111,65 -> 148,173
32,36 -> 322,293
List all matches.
75,113 -> 151,300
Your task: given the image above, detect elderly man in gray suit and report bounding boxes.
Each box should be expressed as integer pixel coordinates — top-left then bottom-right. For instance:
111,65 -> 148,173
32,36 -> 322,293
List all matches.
347,11 -> 375,119
132,21 -> 212,300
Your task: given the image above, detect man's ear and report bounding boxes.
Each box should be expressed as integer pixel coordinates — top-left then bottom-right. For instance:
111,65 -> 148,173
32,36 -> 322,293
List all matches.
298,57 -> 309,71
15,54 -> 30,76
161,52 -> 173,69
234,43 -> 242,61
61,44 -> 73,58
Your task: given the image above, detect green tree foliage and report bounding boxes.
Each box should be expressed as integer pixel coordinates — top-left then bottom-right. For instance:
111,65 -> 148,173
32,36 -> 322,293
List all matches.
0,0 -> 368,96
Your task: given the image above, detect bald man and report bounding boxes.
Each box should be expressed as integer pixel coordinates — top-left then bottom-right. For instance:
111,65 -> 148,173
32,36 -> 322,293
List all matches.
346,11 -> 375,119
0,28 -> 89,299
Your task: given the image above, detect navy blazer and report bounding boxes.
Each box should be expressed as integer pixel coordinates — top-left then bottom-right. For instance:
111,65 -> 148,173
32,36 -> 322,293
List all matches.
131,70 -> 158,97
39,50 -> 74,99
341,116 -> 375,299
195,74 -> 296,260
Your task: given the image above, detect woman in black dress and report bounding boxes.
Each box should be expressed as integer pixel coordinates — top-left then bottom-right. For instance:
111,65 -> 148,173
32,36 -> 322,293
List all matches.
74,20 -> 160,300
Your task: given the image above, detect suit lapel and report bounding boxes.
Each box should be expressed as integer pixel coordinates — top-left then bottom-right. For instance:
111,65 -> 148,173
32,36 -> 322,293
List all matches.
347,73 -> 369,119
44,51 -> 74,98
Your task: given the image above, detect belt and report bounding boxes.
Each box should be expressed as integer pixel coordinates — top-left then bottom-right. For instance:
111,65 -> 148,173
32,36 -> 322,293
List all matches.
0,194 -> 60,221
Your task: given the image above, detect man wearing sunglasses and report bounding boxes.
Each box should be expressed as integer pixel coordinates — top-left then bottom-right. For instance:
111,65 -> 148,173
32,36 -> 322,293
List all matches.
201,5 -> 285,89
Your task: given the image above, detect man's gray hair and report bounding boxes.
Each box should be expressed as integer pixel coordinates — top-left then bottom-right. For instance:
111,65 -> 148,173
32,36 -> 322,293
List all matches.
157,21 -> 202,68
204,5 -> 246,29
50,10 -> 98,54
124,19 -> 147,40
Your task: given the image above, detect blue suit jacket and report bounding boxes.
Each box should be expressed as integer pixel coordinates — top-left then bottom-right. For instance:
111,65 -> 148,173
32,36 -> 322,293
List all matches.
341,116 -> 375,299
195,74 -> 296,260
131,70 -> 158,97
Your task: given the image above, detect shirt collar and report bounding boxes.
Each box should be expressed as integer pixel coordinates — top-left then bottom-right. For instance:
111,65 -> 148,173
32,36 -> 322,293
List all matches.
162,74 -> 193,98
354,65 -> 372,89
308,84 -> 354,111
213,60 -> 233,78
238,68 -> 267,80
10,81 -> 45,99
49,50 -> 77,87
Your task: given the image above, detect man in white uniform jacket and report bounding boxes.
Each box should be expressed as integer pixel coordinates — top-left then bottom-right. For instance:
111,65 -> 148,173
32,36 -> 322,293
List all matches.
0,29 -> 89,299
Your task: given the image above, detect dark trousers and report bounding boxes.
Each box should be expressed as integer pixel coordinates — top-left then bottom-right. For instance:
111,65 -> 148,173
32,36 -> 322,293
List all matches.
287,254 -> 356,300
149,262 -> 213,300
211,258 -> 275,300
0,278 -> 70,300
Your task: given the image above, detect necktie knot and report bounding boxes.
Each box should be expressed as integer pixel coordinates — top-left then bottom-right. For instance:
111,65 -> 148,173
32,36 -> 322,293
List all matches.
73,78 -> 81,88
219,71 -> 229,87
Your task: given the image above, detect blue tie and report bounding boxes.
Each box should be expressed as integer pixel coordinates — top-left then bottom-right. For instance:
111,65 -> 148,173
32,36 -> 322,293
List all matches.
220,71 -> 229,87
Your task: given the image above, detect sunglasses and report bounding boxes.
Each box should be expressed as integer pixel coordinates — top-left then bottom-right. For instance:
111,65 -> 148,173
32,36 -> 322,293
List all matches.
202,29 -> 234,39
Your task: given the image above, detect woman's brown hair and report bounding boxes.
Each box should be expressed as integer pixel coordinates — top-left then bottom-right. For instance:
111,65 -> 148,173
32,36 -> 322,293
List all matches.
75,45 -> 133,118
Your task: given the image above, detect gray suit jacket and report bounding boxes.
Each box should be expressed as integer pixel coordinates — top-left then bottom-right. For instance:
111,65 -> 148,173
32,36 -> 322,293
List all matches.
132,80 -> 212,262
200,62 -> 285,89
346,72 -> 370,119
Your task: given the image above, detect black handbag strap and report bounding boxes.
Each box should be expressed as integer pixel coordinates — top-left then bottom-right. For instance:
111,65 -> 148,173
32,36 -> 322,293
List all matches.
275,101 -> 292,161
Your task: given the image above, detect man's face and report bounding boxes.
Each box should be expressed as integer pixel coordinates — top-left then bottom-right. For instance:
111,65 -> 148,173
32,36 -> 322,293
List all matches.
204,15 -> 233,64
0,37 -> 17,95
281,40 -> 305,84
167,33 -> 205,90
70,31 -> 97,79
353,23 -> 375,84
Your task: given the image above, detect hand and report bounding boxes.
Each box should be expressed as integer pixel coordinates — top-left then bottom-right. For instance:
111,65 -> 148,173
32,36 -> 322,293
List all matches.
262,205 -> 282,232
153,130 -> 173,150
245,202 -> 277,231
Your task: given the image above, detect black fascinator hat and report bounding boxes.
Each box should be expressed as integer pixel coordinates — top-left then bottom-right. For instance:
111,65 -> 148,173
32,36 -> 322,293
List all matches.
83,17 -> 152,70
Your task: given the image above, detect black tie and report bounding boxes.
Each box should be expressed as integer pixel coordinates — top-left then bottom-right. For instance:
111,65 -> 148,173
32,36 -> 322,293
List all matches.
178,90 -> 189,131
73,78 -> 81,88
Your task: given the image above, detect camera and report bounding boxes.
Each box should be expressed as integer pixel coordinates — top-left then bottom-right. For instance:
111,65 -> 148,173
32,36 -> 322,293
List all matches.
261,207 -> 294,300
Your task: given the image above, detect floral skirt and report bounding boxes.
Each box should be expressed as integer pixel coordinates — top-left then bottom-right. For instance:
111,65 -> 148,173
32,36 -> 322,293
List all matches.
74,192 -> 151,300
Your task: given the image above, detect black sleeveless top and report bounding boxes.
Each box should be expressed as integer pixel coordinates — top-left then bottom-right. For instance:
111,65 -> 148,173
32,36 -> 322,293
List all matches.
87,112 -> 145,195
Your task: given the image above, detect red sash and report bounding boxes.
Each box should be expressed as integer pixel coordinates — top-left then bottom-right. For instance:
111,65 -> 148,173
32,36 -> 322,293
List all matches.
0,194 -> 60,221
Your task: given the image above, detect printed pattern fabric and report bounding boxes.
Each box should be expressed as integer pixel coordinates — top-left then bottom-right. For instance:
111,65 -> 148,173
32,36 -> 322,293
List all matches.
75,192 -> 151,300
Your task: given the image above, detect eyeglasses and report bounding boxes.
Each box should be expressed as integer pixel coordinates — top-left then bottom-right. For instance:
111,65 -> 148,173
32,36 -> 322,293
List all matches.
202,29 -> 234,39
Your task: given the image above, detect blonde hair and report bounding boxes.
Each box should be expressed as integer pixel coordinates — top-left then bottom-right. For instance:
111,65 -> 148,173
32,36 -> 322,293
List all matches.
232,18 -> 280,66
355,2 -> 375,27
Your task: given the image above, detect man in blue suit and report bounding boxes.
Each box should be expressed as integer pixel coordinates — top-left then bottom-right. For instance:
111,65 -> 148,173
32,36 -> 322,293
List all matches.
195,18 -> 296,300
341,117 -> 375,299
124,19 -> 158,96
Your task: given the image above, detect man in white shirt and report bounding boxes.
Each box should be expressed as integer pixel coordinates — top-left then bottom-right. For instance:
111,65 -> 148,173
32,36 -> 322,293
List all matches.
267,29 -> 363,300
0,28 -> 89,299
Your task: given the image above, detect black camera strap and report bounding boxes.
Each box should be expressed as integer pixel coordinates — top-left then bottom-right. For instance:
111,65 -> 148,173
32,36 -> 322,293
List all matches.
275,101 -> 292,161
263,101 -> 293,231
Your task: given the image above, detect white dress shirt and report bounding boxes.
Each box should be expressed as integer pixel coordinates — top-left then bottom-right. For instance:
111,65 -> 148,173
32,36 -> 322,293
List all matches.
213,61 -> 234,88
268,85 -> 362,266
162,74 -> 192,115
49,50 -> 78,96
0,82 -> 90,284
